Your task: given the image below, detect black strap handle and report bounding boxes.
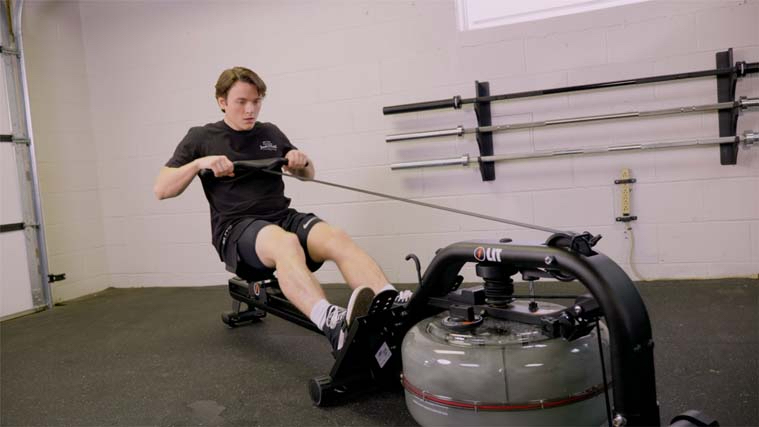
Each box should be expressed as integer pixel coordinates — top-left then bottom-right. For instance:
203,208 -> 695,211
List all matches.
199,158 -> 289,178
235,158 -> 289,171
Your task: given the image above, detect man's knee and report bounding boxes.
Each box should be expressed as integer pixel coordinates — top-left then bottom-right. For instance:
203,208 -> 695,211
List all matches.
313,225 -> 356,260
258,227 -> 306,265
327,226 -> 352,245
276,232 -> 304,257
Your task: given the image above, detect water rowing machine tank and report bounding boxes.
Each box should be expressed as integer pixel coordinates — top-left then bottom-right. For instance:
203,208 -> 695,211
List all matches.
401,299 -> 610,427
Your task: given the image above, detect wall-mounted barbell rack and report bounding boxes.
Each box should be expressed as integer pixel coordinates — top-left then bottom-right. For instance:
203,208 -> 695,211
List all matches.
383,48 -> 758,181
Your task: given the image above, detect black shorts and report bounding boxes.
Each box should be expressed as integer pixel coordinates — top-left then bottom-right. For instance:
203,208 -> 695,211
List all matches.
223,209 -> 324,278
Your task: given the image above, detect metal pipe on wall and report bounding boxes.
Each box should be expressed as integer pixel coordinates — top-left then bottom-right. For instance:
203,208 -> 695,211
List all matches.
16,0 -> 51,308
0,0 -> 52,309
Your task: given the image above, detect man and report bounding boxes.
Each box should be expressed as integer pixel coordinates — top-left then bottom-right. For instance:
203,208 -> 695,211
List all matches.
154,67 -> 408,352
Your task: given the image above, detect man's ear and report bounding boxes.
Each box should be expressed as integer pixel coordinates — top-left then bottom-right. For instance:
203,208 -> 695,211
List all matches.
217,97 -> 227,113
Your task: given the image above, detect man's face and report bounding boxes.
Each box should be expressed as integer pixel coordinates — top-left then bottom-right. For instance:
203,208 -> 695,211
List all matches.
218,81 -> 263,131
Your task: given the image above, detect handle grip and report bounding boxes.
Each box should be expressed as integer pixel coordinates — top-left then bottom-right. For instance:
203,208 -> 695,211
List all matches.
235,158 -> 289,171
199,158 -> 290,179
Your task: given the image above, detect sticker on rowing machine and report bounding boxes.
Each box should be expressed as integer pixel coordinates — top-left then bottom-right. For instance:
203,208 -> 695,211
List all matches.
474,246 -> 502,262
375,342 -> 392,368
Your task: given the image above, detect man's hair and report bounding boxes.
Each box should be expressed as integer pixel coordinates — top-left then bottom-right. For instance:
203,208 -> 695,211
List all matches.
215,67 -> 267,112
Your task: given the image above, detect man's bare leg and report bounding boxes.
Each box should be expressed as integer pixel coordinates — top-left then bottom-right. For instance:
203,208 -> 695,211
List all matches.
253,224 -> 376,350
254,224 -> 326,316
306,222 -> 390,295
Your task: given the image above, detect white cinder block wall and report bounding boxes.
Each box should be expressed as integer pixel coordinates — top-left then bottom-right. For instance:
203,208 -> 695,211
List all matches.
23,0 -> 759,299
23,1 -> 108,302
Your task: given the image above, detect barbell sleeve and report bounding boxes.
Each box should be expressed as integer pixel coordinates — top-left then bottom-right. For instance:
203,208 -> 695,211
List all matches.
743,131 -> 758,148
741,97 -> 759,110
386,126 -> 464,142
390,155 -> 471,170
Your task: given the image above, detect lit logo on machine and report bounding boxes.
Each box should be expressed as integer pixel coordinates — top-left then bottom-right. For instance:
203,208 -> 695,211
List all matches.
473,246 -> 502,262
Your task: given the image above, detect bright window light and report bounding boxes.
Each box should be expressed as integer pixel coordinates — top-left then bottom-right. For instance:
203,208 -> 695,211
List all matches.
457,0 -> 652,31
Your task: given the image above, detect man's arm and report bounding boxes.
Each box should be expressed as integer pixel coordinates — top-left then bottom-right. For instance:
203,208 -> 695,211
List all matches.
153,155 -> 234,200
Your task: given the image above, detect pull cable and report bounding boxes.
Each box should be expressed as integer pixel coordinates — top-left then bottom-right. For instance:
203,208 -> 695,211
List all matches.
259,167 -> 565,235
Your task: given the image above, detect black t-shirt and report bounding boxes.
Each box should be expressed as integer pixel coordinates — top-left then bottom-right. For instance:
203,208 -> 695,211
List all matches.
165,120 -> 296,259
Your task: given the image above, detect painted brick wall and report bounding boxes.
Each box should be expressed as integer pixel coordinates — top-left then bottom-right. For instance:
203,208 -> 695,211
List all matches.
23,1 -> 108,301
24,0 -> 759,297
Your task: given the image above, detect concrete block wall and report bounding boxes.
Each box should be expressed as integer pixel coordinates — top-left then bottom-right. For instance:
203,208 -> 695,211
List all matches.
22,1 -> 108,301
22,0 -> 759,297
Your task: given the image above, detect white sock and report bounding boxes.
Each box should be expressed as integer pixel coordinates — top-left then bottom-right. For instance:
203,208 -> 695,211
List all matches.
380,284 -> 397,293
309,299 -> 331,330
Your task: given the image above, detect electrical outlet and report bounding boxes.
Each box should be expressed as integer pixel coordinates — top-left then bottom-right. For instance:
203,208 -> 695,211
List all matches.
615,168 -> 637,223
621,168 -> 631,216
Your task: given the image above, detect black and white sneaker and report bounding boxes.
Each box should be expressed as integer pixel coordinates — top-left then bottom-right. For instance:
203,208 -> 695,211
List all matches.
322,305 -> 346,352
322,286 -> 375,352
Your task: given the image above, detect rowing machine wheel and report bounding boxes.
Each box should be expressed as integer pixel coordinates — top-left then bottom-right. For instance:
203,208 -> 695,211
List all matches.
309,375 -> 336,407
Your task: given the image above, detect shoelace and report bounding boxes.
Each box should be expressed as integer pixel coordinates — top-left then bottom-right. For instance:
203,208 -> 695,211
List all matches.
395,290 -> 413,304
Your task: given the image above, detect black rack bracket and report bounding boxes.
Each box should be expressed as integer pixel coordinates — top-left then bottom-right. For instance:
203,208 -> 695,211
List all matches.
474,81 -> 495,181
717,48 -> 739,165
0,222 -> 25,233
48,273 -> 66,283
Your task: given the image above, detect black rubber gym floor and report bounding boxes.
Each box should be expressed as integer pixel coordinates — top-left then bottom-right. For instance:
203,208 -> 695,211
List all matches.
1,278 -> 757,426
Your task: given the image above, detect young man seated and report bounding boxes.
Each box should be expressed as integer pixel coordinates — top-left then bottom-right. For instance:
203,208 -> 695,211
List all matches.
154,66 -> 411,351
